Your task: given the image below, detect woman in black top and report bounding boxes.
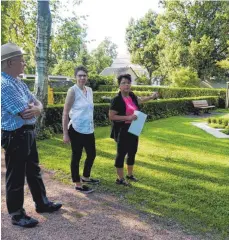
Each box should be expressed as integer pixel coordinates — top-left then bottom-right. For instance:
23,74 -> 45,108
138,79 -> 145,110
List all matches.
109,74 -> 158,186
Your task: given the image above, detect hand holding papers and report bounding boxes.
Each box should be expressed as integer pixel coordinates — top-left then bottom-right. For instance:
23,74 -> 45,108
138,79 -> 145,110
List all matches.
128,111 -> 147,136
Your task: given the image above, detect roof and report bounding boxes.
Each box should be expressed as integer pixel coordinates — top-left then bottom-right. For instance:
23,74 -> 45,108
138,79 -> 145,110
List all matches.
110,54 -> 148,77
100,67 -> 138,77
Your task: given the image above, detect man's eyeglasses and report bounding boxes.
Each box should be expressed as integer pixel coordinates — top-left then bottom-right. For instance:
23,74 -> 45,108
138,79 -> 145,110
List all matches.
77,74 -> 87,78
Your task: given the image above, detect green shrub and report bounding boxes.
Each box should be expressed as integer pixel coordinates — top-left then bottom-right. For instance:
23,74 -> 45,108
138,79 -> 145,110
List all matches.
212,118 -> 217,124
209,123 -> 224,129
45,96 -> 218,133
169,67 -> 200,88
208,117 -> 229,129
98,85 -> 117,91
223,119 -> 229,127
22,79 -> 35,91
52,86 -> 72,92
36,126 -> 54,140
53,92 -> 67,104
87,74 -> 114,91
221,129 -> 229,135
207,118 -> 212,124
136,75 -> 151,85
54,91 -> 154,104
99,86 -> 226,108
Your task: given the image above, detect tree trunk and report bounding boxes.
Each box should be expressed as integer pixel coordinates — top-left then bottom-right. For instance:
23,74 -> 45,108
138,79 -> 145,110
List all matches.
35,0 -> 52,133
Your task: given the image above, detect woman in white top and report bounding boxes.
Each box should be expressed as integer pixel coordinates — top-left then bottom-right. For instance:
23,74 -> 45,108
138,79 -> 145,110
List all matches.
62,66 -> 99,193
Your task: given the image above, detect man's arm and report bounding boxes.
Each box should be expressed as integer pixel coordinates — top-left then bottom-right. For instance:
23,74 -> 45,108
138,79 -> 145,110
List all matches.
20,98 -> 43,119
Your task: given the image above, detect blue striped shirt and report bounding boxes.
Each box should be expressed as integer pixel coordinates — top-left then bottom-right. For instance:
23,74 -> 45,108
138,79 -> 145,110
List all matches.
1,72 -> 36,131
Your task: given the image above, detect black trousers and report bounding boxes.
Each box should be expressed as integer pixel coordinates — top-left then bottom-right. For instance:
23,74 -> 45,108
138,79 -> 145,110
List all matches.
68,125 -> 96,182
115,124 -> 139,168
1,126 -> 49,216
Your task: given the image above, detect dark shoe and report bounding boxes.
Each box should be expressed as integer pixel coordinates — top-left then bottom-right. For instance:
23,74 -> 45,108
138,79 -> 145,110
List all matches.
126,175 -> 138,182
36,202 -> 62,213
116,178 -> 131,186
11,214 -> 39,228
81,177 -> 100,184
75,185 -> 94,193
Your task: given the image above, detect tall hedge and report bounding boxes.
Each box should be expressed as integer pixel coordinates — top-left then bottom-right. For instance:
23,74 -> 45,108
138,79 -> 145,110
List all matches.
46,96 -> 218,133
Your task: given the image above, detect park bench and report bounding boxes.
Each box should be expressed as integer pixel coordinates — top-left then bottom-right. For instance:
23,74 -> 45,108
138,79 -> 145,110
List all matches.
192,100 -> 215,115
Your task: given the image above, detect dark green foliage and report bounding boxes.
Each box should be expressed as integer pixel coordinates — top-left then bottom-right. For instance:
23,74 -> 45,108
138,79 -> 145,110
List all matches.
22,79 -> 35,91
98,85 -> 226,107
87,74 -> 114,91
46,96 -> 218,133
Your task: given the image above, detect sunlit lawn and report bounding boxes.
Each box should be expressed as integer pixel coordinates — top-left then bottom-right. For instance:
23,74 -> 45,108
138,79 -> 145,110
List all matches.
38,112 -> 229,238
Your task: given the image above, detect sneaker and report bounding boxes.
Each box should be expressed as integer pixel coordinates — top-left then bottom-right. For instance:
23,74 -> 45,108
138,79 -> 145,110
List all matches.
115,178 -> 131,186
126,175 -> 138,182
36,201 -> 62,213
11,214 -> 39,228
81,177 -> 100,184
75,185 -> 94,193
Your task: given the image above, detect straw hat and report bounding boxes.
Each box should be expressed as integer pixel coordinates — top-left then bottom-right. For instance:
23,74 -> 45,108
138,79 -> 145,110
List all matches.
1,43 -> 27,61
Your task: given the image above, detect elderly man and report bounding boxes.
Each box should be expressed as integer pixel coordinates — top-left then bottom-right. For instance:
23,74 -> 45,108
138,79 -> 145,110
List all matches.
1,43 -> 62,228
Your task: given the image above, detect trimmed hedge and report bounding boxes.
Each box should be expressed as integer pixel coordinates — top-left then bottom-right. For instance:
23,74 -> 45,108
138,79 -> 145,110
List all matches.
22,75 -> 114,92
53,89 -> 226,107
98,85 -> 226,97
53,91 -> 156,104
46,96 -> 219,133
87,74 -> 114,91
98,85 -> 226,107
22,79 -> 35,91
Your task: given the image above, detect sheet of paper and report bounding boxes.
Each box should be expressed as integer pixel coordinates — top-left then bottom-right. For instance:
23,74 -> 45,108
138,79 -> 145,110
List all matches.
128,111 -> 147,136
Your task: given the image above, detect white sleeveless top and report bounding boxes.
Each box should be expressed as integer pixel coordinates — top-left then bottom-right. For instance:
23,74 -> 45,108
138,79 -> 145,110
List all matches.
68,85 -> 94,134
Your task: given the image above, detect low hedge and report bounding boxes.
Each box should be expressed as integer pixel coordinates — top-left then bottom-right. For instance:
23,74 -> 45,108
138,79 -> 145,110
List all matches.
53,91 -> 156,104
53,89 -> 226,107
98,85 -> 226,97
22,79 -> 35,91
45,96 -> 219,133
22,74 -> 114,92
98,85 -> 226,107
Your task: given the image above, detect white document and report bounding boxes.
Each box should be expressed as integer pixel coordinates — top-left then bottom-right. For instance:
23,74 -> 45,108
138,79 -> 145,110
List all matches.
128,111 -> 147,136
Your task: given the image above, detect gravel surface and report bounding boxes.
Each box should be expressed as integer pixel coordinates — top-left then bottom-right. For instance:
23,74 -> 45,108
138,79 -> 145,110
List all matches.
1,151 -> 201,240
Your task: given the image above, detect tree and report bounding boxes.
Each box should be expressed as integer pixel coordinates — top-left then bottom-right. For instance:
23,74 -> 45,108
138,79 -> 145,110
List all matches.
1,0 -> 37,73
126,10 -> 160,78
52,17 -> 86,62
156,0 -> 229,82
34,0 -> 52,132
89,37 -> 118,74
169,67 -> 200,87
216,41 -> 229,70
1,0 -> 65,74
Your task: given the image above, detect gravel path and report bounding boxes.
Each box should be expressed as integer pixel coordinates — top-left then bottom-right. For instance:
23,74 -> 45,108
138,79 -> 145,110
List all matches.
1,152 -> 200,240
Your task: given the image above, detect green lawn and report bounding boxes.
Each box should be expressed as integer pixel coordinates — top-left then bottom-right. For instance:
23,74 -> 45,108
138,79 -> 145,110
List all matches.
38,113 -> 229,238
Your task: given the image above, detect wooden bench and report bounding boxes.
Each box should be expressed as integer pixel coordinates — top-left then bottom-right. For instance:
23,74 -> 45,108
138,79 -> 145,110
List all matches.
192,100 -> 215,115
